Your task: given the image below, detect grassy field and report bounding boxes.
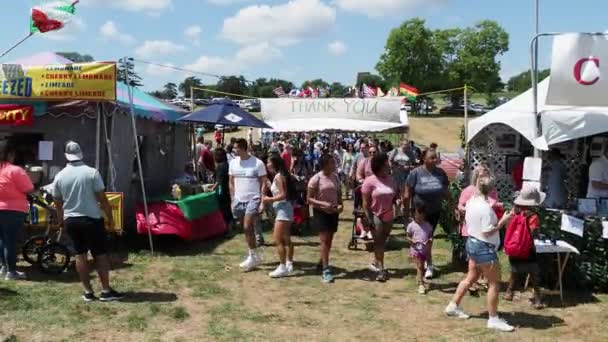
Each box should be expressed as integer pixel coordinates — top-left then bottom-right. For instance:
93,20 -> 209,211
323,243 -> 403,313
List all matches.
1,200 -> 608,341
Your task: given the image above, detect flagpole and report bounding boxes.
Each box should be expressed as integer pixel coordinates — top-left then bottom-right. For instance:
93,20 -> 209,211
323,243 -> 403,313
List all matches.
0,32 -> 34,60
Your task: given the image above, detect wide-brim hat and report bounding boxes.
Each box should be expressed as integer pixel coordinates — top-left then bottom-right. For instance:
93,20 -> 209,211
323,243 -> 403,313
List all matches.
514,186 -> 546,206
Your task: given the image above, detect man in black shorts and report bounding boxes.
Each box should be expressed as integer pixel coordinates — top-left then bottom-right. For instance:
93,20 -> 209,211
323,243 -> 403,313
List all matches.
54,141 -> 124,302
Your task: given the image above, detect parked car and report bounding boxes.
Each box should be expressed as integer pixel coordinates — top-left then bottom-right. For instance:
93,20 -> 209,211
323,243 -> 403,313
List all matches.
194,98 -> 211,106
242,99 -> 261,112
439,104 -> 486,115
214,124 -> 238,132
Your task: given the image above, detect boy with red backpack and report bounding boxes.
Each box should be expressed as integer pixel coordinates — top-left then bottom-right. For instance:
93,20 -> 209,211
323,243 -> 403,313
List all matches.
503,187 -> 546,309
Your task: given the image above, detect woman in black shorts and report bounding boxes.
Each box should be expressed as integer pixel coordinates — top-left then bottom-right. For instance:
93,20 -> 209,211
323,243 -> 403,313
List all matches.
307,154 -> 343,283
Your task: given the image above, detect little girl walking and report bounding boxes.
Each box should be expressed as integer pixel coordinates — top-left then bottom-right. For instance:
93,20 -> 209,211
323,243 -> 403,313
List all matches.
407,202 -> 433,294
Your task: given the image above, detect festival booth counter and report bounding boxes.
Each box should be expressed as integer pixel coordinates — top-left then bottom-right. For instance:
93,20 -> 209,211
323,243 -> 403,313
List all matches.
135,191 -> 228,241
466,73 -> 608,291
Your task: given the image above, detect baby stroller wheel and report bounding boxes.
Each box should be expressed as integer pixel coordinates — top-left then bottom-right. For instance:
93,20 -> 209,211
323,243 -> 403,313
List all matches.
38,242 -> 71,274
23,235 -> 48,265
348,239 -> 357,250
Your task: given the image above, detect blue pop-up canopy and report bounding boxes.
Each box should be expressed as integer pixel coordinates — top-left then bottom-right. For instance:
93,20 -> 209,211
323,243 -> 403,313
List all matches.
178,99 -> 271,128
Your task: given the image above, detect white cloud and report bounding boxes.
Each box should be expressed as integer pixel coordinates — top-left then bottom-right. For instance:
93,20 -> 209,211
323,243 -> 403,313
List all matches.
328,41 -> 347,56
41,17 -> 86,41
221,0 -> 336,46
184,25 -> 202,46
235,43 -> 282,65
335,0 -> 445,17
99,21 -> 136,45
135,40 -> 186,58
184,56 -> 239,76
83,0 -> 172,14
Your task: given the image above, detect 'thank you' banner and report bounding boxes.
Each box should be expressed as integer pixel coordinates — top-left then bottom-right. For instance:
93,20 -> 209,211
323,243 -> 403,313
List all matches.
547,33 -> 608,106
261,97 -> 404,123
0,62 -> 117,101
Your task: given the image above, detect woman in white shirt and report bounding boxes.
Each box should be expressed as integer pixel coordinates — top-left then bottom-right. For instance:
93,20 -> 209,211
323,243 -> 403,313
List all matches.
445,176 -> 515,332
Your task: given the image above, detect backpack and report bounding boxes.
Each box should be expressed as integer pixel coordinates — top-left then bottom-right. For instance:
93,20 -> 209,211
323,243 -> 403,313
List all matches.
504,212 -> 533,259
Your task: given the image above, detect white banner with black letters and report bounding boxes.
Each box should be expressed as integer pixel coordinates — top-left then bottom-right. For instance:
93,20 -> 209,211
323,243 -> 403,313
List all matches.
547,33 -> 608,106
260,97 -> 404,123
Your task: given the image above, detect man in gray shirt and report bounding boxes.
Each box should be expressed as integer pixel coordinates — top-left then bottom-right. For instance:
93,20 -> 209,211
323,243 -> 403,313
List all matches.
54,141 -> 123,302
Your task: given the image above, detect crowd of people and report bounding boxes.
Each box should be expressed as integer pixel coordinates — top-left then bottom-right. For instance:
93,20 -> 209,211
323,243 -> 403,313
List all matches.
0,129 -> 549,332
190,130 -> 551,333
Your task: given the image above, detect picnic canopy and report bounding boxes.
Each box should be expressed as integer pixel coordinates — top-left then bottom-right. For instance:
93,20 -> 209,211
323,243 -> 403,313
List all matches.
260,97 -> 408,132
178,99 -> 271,128
468,77 -> 608,149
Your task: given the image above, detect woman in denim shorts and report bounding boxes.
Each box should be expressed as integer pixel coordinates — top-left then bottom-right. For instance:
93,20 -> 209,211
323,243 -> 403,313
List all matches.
445,176 -> 516,332
263,155 -> 296,279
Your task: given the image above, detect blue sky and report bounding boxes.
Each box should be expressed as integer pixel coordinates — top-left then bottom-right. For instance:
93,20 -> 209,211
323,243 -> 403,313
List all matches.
2,0 -> 607,92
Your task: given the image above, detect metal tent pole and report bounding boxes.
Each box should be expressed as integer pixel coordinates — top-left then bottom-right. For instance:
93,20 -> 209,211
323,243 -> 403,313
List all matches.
123,57 -> 154,255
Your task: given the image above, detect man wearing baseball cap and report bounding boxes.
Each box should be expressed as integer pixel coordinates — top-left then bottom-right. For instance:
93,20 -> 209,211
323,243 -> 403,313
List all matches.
53,141 -> 124,302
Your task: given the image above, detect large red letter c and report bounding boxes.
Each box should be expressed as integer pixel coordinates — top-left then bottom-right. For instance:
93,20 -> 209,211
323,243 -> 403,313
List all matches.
573,57 -> 600,85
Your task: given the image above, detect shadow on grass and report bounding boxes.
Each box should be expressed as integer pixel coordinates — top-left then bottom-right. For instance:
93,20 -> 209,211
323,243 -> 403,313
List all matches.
0,288 -> 19,296
119,291 -> 178,303
542,291 -> 600,309
470,311 -> 565,330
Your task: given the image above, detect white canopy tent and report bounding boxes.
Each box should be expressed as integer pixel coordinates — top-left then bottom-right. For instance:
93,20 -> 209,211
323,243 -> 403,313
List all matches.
260,97 -> 408,133
468,77 -> 608,149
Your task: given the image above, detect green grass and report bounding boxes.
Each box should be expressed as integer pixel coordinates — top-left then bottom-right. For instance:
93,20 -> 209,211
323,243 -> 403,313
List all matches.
1,201 -> 608,340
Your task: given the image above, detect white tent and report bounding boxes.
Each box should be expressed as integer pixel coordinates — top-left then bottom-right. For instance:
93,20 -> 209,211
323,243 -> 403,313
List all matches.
260,97 -> 408,132
468,77 -> 608,149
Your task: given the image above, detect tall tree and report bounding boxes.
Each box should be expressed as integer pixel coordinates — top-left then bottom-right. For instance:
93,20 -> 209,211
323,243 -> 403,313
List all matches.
507,69 -> 550,93
376,18 -> 509,100
249,78 -> 294,97
56,52 -> 94,63
216,76 -> 249,98
163,82 -> 178,99
330,82 -> 347,97
356,74 -> 386,89
179,76 -> 203,95
301,79 -> 330,89
147,90 -> 165,99
376,18 -> 443,92
117,61 -> 143,87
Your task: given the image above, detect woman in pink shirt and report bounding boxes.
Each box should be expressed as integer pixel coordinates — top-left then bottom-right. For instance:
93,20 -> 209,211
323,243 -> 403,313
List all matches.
0,140 -> 34,280
308,154 -> 343,283
362,152 -> 398,282
457,163 -> 499,237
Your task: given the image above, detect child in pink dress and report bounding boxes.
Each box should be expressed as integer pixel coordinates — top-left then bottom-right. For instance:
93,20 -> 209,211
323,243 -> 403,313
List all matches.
407,203 -> 433,294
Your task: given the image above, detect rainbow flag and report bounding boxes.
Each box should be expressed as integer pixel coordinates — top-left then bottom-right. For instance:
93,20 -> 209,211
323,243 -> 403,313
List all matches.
400,83 -> 419,100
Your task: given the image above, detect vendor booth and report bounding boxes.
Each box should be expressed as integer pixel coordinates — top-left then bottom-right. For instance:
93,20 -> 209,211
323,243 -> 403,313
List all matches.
467,75 -> 608,291
1,52 -> 190,235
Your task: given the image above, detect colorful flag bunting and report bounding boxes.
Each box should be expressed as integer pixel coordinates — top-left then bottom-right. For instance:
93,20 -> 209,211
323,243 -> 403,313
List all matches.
362,84 -> 376,98
400,83 -> 419,100
31,1 -> 79,33
273,86 -> 287,98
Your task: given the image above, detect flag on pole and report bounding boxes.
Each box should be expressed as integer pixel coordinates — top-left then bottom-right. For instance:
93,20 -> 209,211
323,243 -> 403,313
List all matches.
31,1 -> 79,33
388,87 -> 399,97
273,86 -> 287,98
376,87 -> 385,97
400,83 -> 419,101
363,84 -> 376,98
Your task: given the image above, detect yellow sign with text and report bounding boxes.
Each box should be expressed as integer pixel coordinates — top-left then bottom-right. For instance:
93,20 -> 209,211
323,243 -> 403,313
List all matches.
103,192 -> 124,234
0,62 -> 117,101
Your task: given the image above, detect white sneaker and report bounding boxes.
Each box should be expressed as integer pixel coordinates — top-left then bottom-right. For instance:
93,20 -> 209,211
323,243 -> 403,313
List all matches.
366,231 -> 373,240
418,284 -> 426,295
5,271 -> 26,281
425,266 -> 434,279
286,261 -> 294,274
487,316 -> 515,332
269,264 -> 289,278
368,262 -> 381,273
358,230 -> 367,239
0,266 -> 6,275
239,255 -> 260,272
444,303 -> 470,319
